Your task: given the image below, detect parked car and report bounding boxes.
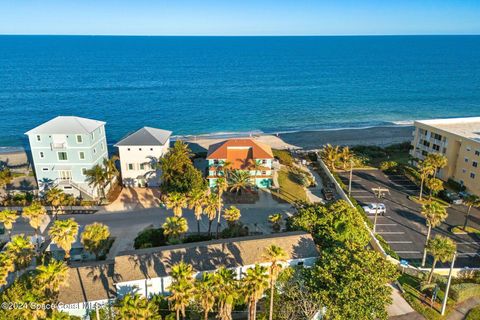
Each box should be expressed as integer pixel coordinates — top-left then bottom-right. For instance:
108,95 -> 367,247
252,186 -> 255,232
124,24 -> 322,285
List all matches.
363,203 -> 386,215
322,188 -> 335,201
439,190 -> 463,205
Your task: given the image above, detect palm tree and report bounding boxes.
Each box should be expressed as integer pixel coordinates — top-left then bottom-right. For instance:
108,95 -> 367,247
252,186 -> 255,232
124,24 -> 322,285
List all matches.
49,218 -> 79,259
114,293 -> 160,319
195,272 -> 217,320
426,178 -> 443,199
164,192 -> 188,217
418,160 -> 435,201
268,213 -> 282,233
463,195 -> 480,230
263,245 -> 287,320
340,146 -> 354,170
214,267 -> 238,320
0,252 -> 14,286
426,235 -> 456,283
103,155 -> 120,182
22,201 -> 47,251
242,264 -> 269,320
426,153 -> 448,179
0,209 -> 18,240
228,170 -> 252,196
81,222 -> 110,259
163,217 -> 188,243
169,262 -> 194,320
204,193 -> 218,236
421,201 -> 448,267
216,177 -> 229,238
36,260 -> 69,298
223,206 -> 241,228
188,189 -> 207,234
45,187 -> 67,219
321,144 -> 340,171
5,234 -> 35,271
85,164 -> 108,200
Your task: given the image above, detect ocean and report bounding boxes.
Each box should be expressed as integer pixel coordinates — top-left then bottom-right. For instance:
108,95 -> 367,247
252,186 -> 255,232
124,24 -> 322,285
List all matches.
0,35 -> 479,147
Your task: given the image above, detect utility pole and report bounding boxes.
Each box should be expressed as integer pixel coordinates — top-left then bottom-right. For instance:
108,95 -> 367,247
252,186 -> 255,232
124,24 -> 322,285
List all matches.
348,159 -> 354,197
441,252 -> 457,316
372,187 -> 390,233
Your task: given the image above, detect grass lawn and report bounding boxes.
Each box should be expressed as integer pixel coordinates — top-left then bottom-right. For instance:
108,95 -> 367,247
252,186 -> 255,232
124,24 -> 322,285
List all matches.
451,225 -> 480,235
275,167 -> 307,203
398,273 -> 453,319
351,143 -> 412,168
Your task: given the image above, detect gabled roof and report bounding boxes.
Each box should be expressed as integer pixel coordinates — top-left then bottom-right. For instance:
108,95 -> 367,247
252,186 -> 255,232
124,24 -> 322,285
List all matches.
114,231 -> 318,282
25,116 -> 105,135
115,127 -> 172,147
206,138 -> 274,160
58,262 -> 116,305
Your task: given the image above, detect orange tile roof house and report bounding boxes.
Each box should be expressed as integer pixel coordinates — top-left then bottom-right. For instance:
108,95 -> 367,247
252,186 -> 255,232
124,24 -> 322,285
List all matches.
206,138 -> 274,188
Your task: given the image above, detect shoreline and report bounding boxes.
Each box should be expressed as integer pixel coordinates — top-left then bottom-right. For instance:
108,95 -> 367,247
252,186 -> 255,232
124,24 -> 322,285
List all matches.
0,125 -> 414,156
182,125 -> 414,153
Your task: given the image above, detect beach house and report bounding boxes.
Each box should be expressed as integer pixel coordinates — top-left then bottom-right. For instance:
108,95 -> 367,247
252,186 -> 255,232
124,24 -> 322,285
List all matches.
57,232 -> 318,318
206,138 -> 274,188
115,127 -> 172,187
410,117 -> 480,196
25,116 -> 108,199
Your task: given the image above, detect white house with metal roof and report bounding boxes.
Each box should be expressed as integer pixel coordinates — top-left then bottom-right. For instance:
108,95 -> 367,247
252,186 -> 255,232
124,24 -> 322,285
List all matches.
25,116 -> 108,199
115,127 -> 172,187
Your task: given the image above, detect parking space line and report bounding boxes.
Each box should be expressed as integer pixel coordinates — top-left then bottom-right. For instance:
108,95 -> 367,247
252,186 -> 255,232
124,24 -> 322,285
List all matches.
458,242 -> 480,245
351,190 -> 370,193
376,223 -> 398,226
355,195 -> 375,198
387,241 -> 413,244
377,231 -> 405,235
458,253 -> 480,256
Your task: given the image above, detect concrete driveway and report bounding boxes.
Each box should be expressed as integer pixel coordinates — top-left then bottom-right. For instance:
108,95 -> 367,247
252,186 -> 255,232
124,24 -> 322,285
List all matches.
103,187 -> 162,212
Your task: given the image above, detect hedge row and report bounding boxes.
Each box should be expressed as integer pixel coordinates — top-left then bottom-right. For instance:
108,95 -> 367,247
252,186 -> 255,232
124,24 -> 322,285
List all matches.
450,283 -> 480,303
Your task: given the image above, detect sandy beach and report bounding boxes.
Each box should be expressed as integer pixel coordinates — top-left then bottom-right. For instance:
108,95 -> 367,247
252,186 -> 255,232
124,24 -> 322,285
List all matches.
182,125 -> 414,152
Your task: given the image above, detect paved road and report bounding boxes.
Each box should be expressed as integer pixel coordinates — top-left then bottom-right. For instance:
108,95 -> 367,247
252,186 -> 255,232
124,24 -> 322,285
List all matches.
8,190 -> 294,256
339,169 -> 480,268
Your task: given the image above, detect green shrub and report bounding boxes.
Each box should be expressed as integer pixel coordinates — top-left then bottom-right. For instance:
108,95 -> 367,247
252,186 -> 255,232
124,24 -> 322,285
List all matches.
221,222 -> 249,238
273,149 -> 294,166
379,161 -> 398,172
445,178 -> 466,192
183,234 -> 213,243
466,306 -> 480,320
134,228 -> 167,249
450,283 -> 480,303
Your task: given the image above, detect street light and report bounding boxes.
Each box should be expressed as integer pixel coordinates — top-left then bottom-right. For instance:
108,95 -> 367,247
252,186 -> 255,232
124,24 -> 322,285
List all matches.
441,252 -> 457,316
371,187 -> 390,233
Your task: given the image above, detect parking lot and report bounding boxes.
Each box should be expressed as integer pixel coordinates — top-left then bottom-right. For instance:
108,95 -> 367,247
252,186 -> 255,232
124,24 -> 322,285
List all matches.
338,169 -> 480,268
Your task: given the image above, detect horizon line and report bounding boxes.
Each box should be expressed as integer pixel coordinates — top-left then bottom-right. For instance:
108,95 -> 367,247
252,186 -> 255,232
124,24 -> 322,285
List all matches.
1,33 -> 480,37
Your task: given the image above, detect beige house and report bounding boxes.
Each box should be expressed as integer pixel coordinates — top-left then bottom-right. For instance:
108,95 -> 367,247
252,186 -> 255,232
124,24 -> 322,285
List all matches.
410,117 -> 480,196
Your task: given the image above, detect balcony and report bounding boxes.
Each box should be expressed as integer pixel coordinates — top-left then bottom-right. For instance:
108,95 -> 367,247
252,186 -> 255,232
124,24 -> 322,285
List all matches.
51,142 -> 67,150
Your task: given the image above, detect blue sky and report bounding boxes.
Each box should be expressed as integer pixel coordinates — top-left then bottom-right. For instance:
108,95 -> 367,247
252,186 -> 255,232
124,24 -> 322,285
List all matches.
1,0 -> 479,35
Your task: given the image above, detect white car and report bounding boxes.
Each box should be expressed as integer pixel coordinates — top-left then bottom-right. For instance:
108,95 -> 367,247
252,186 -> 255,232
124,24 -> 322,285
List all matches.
363,203 -> 386,215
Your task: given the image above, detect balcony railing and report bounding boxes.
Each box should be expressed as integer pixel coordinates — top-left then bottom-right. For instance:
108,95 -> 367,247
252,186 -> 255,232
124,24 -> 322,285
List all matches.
51,142 -> 67,150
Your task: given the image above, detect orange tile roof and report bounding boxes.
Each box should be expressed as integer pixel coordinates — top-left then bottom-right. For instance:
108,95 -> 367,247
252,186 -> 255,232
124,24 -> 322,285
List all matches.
206,139 -> 274,162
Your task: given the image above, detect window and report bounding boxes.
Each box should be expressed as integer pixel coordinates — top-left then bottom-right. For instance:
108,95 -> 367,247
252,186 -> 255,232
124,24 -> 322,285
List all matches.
297,261 -> 304,266
90,132 -> 95,140
467,146 -> 472,151
422,150 -> 428,156
475,150 -> 480,156
63,186 -> 72,190
128,163 -> 134,170
465,158 -> 469,163
42,167 -> 48,171
422,140 -> 430,147
474,161 -> 478,168
433,133 -> 442,141
262,171 -> 267,175
214,160 -> 219,165
262,159 -> 267,164
79,151 -> 85,160
127,148 -> 131,151
76,135 -> 83,143
432,144 -> 440,151
101,142 -> 104,150
442,148 -> 447,154
58,152 -> 68,161
81,168 -> 87,175
39,151 -> 44,159
36,135 -> 41,142
150,148 -> 153,151
470,173 -> 476,179
93,148 -> 97,154
140,163 -> 145,170
463,169 -> 467,174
